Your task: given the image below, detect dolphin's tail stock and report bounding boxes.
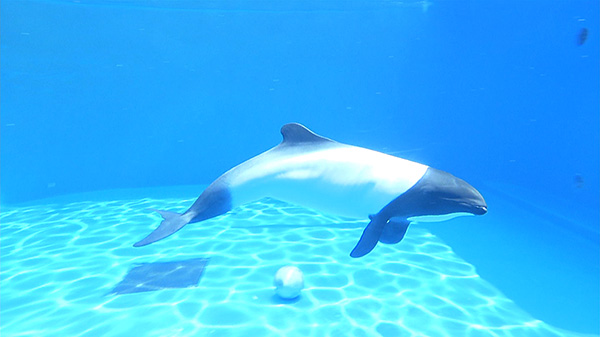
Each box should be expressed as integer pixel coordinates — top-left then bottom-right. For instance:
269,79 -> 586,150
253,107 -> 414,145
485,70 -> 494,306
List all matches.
133,210 -> 190,247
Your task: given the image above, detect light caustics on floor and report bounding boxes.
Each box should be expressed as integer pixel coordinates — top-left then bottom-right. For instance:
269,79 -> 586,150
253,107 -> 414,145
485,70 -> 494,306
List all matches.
0,196 -> 595,337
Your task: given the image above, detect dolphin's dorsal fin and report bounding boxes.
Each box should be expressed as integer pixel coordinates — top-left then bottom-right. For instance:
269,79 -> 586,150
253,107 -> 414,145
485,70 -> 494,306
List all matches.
280,123 -> 334,145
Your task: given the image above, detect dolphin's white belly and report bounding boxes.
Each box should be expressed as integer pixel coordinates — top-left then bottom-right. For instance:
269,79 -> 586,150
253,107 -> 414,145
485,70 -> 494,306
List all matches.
225,145 -> 428,218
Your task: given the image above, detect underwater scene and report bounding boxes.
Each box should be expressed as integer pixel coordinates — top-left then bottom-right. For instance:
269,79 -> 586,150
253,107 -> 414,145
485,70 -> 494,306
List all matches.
1,1 -> 598,337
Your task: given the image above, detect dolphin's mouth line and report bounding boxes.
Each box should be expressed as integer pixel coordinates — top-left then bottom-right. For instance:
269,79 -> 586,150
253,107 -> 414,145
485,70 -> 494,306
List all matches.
472,205 -> 488,215
455,201 -> 487,215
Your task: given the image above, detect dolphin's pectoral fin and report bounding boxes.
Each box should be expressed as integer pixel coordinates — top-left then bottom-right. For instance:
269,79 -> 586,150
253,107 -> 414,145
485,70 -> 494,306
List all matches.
379,219 -> 410,244
133,210 -> 189,247
350,216 -> 388,258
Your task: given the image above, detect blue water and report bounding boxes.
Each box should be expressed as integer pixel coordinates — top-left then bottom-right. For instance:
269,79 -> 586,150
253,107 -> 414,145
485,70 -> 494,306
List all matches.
1,1 -> 599,336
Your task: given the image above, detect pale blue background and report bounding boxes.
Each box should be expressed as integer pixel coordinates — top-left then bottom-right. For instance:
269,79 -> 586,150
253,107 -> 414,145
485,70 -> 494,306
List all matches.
2,1 -> 598,209
1,0 -> 598,335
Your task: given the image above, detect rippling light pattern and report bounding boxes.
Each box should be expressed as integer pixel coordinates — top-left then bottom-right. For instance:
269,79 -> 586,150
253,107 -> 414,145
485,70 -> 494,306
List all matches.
0,197 -> 592,337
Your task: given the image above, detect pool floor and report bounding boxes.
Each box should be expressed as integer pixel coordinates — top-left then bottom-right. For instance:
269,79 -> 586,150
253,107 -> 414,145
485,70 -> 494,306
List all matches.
0,189 -> 597,337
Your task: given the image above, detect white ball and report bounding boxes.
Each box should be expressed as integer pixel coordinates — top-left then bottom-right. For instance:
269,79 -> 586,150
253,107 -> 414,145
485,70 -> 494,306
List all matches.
274,266 -> 304,299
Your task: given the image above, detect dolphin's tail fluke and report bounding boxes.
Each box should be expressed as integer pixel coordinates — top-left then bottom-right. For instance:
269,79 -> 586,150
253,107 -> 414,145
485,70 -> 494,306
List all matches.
133,210 -> 190,247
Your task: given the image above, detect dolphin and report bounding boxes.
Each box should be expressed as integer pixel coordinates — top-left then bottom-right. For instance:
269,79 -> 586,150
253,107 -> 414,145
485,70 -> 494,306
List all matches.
134,123 -> 487,257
